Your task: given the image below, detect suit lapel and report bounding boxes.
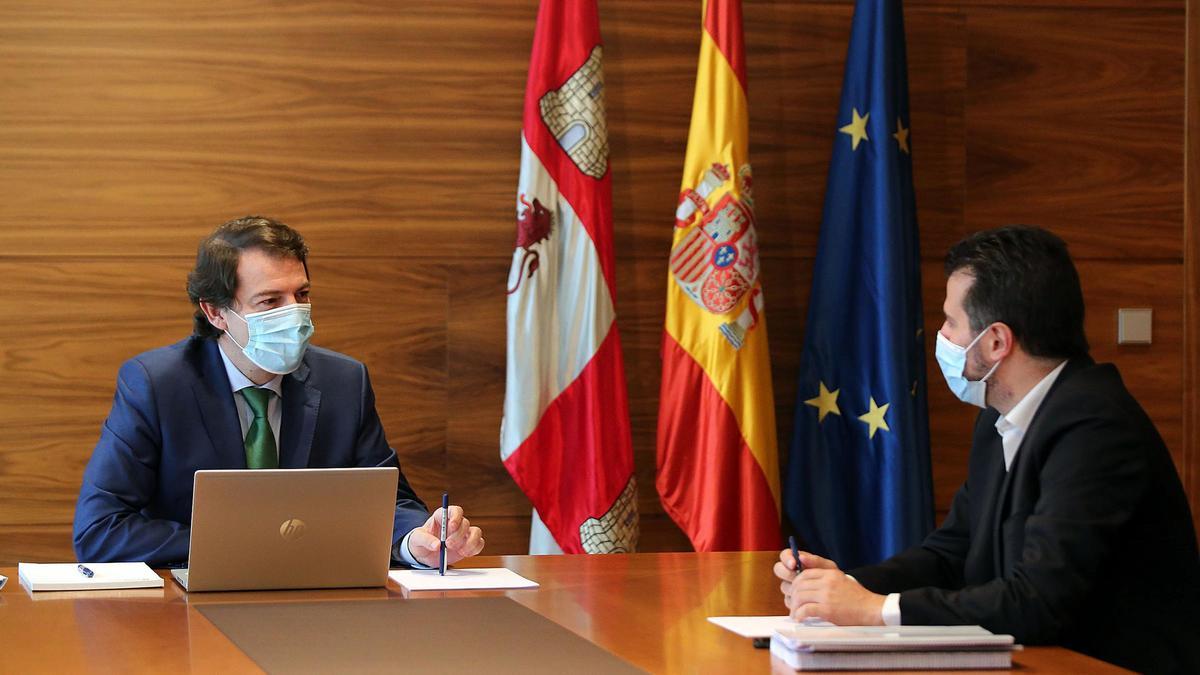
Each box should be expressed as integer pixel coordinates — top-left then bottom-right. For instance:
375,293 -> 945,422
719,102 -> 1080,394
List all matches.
191,339 -> 247,469
989,453 -> 1019,575
970,430 -> 1008,579
278,359 -> 320,468
987,356 -> 1093,574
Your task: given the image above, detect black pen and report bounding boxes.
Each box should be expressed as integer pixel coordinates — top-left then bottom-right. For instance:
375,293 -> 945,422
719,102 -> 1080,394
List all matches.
439,492 -> 449,576
789,536 -> 803,573
77,564 -> 94,578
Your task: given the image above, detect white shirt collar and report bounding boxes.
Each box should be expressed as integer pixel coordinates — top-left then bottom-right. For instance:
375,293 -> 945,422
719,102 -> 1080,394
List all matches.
216,341 -> 284,397
995,360 -> 1068,438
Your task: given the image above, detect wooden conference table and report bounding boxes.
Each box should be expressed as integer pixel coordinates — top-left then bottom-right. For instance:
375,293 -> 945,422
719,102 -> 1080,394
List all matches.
0,551 -> 1128,673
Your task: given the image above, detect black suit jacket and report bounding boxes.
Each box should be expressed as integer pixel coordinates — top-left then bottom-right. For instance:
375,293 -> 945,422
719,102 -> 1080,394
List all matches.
850,357 -> 1200,674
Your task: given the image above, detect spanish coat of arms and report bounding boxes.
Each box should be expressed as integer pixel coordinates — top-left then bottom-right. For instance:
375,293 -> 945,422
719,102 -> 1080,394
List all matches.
670,161 -> 764,349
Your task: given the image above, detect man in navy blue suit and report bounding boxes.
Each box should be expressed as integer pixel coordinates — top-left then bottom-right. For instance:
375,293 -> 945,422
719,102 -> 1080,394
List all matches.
74,216 -> 484,568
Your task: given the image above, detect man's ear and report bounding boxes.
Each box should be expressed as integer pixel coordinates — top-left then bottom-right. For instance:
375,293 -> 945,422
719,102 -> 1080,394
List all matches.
199,301 -> 228,332
984,323 -> 1015,361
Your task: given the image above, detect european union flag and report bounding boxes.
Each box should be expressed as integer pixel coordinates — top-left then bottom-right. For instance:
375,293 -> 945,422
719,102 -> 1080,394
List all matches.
784,0 -> 933,570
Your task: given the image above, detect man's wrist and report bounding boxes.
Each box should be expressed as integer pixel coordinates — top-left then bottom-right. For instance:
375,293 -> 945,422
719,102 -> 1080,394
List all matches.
396,529 -> 434,569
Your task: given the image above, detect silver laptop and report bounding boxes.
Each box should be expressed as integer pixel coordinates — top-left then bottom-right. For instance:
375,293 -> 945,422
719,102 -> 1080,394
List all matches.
171,467 -> 398,592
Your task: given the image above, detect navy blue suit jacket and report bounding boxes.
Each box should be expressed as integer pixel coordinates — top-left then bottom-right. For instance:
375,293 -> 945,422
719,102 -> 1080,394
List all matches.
74,336 -> 429,567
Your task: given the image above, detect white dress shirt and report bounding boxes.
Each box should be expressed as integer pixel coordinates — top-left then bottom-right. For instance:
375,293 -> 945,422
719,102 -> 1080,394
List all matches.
216,345 -> 427,567
879,360 -> 1067,625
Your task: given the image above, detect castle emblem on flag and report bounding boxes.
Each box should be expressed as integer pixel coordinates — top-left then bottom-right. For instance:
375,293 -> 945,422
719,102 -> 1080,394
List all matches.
539,45 -> 608,179
670,162 -> 761,326
579,476 -> 639,553
507,194 -> 554,295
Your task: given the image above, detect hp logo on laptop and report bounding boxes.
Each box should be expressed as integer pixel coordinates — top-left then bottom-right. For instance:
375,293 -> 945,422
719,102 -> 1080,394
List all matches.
279,518 -> 307,541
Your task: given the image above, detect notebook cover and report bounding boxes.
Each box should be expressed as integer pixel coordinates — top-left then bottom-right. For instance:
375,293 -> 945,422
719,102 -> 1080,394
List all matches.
771,638 -> 1013,671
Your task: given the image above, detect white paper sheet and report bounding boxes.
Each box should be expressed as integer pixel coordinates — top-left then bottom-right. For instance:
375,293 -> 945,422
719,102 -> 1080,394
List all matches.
707,616 -> 830,638
388,567 -> 539,592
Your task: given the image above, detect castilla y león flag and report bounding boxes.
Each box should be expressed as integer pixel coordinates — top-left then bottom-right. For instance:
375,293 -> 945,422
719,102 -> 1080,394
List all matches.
501,0 -> 638,554
657,0 -> 781,552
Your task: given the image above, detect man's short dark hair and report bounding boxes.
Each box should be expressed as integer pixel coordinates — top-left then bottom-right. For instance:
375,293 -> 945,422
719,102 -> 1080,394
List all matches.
186,216 -> 309,339
944,225 -> 1089,360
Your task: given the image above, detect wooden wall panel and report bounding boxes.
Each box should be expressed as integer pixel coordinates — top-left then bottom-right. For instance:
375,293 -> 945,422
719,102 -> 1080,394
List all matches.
0,261 -> 193,538
0,1 -> 538,259
964,9 -> 1185,258
1187,0 -> 1200,535
0,0 -> 1191,564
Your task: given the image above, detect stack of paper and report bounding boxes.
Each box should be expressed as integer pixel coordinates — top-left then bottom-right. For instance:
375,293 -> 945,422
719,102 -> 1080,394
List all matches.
770,624 -> 1017,671
18,562 -> 163,592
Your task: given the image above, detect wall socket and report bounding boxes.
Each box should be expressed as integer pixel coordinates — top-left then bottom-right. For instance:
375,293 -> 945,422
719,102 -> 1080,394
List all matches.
1117,308 -> 1152,345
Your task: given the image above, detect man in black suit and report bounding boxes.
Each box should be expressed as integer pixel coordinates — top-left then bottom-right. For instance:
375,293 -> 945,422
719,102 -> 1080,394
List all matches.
776,226 -> 1199,673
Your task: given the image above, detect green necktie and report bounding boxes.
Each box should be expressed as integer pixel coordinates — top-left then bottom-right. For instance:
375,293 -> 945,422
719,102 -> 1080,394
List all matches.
240,387 -> 278,469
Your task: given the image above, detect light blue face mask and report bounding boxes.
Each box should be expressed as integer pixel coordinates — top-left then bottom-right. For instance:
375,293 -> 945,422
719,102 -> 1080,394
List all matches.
225,303 -> 314,375
934,327 -> 1001,408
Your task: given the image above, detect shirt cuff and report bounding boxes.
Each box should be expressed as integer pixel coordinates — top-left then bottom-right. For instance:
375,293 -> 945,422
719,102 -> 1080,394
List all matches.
395,529 -> 434,569
881,592 -> 902,626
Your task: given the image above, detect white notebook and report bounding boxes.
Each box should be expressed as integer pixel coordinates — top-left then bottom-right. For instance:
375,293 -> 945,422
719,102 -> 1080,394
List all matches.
18,562 -> 164,592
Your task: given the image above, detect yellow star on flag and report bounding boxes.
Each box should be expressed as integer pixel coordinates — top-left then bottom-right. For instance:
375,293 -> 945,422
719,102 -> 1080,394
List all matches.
805,381 -> 841,423
839,108 -> 870,151
858,397 -> 891,439
893,118 -> 910,154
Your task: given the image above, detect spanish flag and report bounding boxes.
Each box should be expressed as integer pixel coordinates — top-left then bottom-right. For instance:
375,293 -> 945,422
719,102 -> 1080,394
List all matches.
657,0 -> 780,551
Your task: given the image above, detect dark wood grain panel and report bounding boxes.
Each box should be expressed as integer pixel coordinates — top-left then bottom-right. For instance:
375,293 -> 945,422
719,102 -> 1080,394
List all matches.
0,1 -> 537,259
1078,263 -> 1184,465
965,9 -> 1185,259
0,1 -> 969,263
1186,0 -> 1200,535
0,260 -> 195,539
0,526 -> 74,565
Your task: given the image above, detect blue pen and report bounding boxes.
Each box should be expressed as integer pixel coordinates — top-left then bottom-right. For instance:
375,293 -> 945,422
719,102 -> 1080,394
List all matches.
439,492 -> 449,576
789,535 -> 803,573
77,564 -> 94,578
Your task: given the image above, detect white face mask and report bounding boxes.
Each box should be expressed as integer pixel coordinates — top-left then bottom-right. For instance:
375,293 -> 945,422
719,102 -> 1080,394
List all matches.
934,326 -> 1001,408
224,303 -> 314,375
